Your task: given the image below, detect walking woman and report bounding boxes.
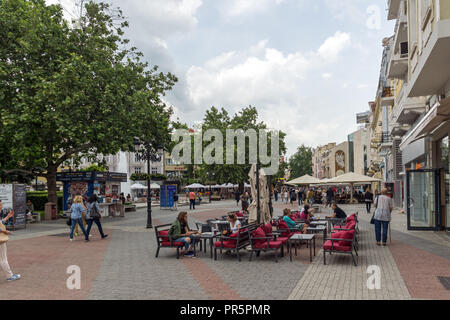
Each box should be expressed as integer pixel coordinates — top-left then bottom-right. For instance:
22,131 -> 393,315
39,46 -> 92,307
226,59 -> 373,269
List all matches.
85,194 -> 108,240
69,195 -> 89,242
0,201 -> 21,281
373,188 -> 393,246
365,188 -> 374,213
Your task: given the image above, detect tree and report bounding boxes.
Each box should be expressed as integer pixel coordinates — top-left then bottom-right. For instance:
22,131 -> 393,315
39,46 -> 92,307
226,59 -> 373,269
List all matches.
198,106 -> 287,190
288,145 -> 313,178
0,0 -> 177,207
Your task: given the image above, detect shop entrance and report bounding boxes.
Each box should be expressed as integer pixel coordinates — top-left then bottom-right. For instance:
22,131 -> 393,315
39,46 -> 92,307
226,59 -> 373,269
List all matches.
406,169 -> 442,230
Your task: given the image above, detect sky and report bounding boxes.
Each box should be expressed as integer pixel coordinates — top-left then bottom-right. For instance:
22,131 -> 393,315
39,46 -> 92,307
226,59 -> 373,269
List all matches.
47,0 -> 395,158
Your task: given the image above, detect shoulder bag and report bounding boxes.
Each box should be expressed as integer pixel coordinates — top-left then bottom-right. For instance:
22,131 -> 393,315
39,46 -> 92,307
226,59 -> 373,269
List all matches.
370,196 -> 379,224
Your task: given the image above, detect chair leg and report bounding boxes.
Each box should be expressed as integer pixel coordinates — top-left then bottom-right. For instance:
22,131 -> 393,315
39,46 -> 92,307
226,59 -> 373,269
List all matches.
214,248 -> 217,260
275,250 -> 278,263
351,253 -> 357,266
237,250 -> 241,262
155,246 -> 160,258
249,250 -> 253,261
323,250 -> 326,265
176,248 -> 179,259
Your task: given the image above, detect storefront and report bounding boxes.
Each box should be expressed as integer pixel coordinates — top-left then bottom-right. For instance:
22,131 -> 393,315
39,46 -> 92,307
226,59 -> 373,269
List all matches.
56,171 -> 127,217
400,98 -> 450,231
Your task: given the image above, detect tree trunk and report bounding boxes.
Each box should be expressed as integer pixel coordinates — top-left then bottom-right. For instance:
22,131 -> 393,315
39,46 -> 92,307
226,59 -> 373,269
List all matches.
46,165 -> 58,211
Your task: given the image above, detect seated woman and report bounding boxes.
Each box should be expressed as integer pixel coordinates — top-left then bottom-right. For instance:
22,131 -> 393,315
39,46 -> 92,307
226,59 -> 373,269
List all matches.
282,208 -> 297,230
227,213 -> 241,234
300,204 -> 314,224
168,211 -> 200,258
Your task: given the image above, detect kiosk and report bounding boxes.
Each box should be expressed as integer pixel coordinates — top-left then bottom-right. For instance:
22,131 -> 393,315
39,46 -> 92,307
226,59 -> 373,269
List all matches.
56,171 -> 127,217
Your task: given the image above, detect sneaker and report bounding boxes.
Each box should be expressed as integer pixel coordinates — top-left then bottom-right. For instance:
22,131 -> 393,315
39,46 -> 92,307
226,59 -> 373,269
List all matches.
69,238 -> 73,242
7,274 -> 21,282
184,252 -> 194,258
382,243 -> 387,246
376,242 -> 381,246
101,234 -> 108,239
85,239 -> 90,242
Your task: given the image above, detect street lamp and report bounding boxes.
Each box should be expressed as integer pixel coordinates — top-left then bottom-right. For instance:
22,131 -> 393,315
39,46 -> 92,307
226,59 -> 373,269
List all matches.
134,140 -> 162,229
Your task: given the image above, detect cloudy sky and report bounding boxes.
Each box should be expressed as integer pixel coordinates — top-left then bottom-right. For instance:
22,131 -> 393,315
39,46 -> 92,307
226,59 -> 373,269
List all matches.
48,0 -> 395,158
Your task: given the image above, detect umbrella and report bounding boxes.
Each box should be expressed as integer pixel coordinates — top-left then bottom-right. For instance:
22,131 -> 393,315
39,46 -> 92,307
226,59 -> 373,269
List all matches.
150,183 -> 161,189
286,175 -> 321,186
248,164 -> 272,224
130,183 -> 147,189
326,172 -> 381,203
184,183 -> 206,189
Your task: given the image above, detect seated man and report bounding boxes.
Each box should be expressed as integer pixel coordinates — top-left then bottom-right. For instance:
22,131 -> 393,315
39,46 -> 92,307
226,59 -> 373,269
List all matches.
330,202 -> 347,219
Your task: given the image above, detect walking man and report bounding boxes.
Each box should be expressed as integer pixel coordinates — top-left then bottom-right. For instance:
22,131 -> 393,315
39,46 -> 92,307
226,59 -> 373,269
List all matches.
365,188 -> 374,213
189,191 -> 196,210
0,200 -> 21,282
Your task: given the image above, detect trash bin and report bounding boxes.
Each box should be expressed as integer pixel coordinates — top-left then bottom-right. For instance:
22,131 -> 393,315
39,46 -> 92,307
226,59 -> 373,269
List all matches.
45,202 -> 57,220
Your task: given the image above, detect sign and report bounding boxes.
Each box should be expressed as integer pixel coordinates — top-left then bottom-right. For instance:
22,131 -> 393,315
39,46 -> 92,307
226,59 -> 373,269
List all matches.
0,184 -> 27,230
335,150 -> 346,173
56,171 -> 127,183
160,185 -> 177,208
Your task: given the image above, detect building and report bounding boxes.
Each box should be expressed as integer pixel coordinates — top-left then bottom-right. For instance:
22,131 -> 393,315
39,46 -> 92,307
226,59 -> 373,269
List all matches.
163,151 -> 187,178
384,0 -> 450,232
312,143 -> 336,179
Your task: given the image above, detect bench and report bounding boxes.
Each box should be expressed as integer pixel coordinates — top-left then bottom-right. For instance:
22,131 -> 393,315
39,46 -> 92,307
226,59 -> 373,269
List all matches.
214,223 -> 257,261
155,224 -> 186,259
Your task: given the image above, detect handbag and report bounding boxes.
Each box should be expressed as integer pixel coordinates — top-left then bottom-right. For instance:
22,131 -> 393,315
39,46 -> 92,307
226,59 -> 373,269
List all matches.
66,218 -> 72,226
370,196 -> 379,224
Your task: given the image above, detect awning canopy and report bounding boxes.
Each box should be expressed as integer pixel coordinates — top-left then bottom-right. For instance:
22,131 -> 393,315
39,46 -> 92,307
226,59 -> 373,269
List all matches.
326,172 -> 381,185
286,175 -> 321,185
130,183 -> 147,190
400,97 -> 450,150
184,183 -> 206,189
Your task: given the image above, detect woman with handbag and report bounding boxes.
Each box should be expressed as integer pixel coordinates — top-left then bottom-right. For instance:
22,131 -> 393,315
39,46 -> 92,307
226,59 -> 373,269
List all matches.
0,200 -> 21,281
373,188 -> 393,246
85,194 -> 108,240
69,195 -> 89,242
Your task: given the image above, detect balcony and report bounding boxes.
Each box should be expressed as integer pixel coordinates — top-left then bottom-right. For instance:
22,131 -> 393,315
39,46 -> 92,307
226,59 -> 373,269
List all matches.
392,85 -> 426,125
379,132 -> 393,150
380,86 -> 395,107
407,19 -> 450,97
390,123 -> 411,138
387,0 -> 401,21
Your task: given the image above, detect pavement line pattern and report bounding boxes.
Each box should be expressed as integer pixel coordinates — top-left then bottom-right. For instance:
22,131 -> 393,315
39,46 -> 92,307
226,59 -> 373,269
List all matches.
288,224 -> 411,300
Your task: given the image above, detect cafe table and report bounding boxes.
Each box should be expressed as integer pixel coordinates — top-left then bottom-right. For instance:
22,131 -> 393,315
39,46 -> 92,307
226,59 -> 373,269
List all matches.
289,234 -> 315,262
307,225 -> 327,244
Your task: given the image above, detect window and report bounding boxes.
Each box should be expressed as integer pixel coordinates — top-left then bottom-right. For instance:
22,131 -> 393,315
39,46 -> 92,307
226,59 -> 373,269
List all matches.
135,167 -> 141,174
151,167 -> 158,174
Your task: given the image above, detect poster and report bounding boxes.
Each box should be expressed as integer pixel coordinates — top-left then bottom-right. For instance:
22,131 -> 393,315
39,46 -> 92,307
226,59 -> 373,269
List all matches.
0,184 -> 13,209
160,185 -> 177,208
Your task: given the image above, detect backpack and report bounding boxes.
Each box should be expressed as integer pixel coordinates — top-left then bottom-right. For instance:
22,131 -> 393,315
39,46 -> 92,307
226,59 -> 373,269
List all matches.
86,203 -> 100,220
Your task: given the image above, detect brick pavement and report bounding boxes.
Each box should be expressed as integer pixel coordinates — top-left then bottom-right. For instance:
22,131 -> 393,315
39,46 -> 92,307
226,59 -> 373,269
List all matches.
1,201 -> 449,300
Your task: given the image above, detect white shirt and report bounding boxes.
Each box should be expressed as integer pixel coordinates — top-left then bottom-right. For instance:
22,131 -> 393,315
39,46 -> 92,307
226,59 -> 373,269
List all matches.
230,220 -> 241,233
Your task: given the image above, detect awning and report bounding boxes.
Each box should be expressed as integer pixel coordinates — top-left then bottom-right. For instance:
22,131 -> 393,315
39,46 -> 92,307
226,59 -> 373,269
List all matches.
400,97 -> 450,150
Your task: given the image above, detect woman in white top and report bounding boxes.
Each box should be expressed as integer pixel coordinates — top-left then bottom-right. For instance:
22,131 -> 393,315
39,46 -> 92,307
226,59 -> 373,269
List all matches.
373,188 -> 393,246
227,213 -> 241,233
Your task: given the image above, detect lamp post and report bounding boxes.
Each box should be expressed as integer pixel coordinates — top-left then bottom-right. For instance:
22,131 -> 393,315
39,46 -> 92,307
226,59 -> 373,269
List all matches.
135,140 -> 161,229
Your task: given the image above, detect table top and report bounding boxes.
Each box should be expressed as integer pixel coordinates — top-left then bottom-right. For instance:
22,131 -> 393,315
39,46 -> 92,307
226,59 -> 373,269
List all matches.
310,221 -> 327,225
199,232 -> 217,238
290,234 -> 315,241
308,226 -> 326,231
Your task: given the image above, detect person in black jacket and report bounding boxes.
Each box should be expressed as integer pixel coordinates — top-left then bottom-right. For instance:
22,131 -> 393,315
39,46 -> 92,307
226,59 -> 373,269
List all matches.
364,188 -> 374,213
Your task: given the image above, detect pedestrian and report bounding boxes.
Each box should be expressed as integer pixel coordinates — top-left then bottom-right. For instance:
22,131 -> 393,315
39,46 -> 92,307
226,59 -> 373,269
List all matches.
69,195 -> 89,242
189,190 -> 196,210
290,189 -> 297,207
326,187 -> 334,207
274,189 -> 278,202
283,190 -> 289,204
365,188 -> 374,213
234,190 -> 240,206
0,200 -> 21,282
173,193 -> 179,210
119,193 -> 126,205
298,188 -> 303,206
168,211 -> 199,258
241,195 -> 249,213
85,194 -> 108,240
126,194 -> 131,202
330,202 -> 347,219
373,188 -> 393,246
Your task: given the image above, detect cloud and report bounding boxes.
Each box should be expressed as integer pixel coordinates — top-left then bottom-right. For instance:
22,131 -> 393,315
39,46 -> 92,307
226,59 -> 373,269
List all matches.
322,73 -> 333,79
184,32 -> 352,153
220,0 -> 286,17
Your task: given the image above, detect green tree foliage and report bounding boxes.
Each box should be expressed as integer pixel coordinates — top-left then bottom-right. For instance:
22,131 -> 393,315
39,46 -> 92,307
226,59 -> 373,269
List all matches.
288,144 -> 313,178
0,0 -> 177,207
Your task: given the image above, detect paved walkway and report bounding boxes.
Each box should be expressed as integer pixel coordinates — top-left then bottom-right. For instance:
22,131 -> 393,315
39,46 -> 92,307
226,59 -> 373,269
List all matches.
1,201 -> 449,300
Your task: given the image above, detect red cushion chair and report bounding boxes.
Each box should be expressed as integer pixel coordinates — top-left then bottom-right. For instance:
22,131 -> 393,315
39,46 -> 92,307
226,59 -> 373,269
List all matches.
214,240 -> 237,249
252,227 -> 267,246
323,229 -> 357,266
254,240 -> 283,249
261,223 -> 273,235
277,220 -> 293,238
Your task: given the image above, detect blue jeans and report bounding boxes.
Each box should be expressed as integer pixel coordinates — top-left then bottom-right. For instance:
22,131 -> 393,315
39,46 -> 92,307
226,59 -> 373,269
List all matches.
70,218 -> 88,240
374,219 -> 389,243
86,217 -> 105,238
189,199 -> 195,210
175,235 -> 198,251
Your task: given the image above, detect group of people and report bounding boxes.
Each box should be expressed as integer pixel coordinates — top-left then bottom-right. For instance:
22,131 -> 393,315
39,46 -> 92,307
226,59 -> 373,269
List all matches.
68,194 -> 108,242
168,211 -> 242,258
